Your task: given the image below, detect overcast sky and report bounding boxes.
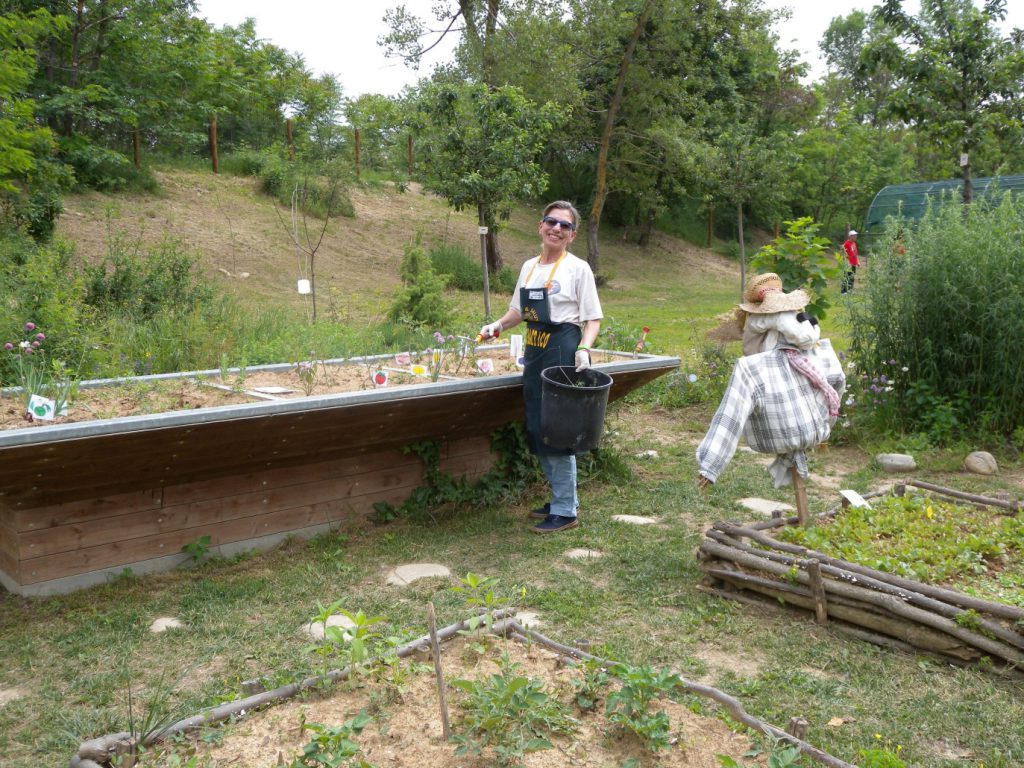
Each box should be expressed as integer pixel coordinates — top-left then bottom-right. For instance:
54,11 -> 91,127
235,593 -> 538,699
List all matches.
196,1 -> 1024,98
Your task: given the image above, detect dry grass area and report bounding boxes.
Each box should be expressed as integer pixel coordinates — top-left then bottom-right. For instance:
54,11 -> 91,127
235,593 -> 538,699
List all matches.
55,170 -> 738,317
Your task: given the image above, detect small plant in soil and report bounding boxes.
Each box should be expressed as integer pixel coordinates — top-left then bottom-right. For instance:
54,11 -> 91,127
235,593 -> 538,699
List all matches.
306,601 -> 386,685
604,664 -> 680,751
3,321 -> 78,417
288,710 -> 375,768
450,651 -> 578,766
572,658 -> 613,712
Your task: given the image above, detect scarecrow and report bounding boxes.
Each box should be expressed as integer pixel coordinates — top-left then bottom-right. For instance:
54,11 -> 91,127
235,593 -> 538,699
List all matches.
697,273 -> 845,491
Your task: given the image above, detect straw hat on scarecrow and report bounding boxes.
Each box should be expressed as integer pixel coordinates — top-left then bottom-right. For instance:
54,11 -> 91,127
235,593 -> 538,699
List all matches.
738,272 -> 809,315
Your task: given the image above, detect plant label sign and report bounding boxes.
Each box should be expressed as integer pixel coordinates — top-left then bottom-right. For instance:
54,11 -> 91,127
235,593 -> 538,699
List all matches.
27,394 -> 67,420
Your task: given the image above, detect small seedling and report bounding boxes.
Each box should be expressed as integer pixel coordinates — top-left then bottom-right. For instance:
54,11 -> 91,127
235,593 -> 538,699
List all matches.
289,711 -> 373,767
181,535 -> 211,564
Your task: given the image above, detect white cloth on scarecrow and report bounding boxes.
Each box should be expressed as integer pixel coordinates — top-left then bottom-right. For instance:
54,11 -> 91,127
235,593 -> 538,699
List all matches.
696,339 -> 845,488
742,311 -> 820,356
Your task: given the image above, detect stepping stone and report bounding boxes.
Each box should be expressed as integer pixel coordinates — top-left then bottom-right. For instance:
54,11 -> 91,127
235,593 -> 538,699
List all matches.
0,685 -> 27,707
635,450 -> 659,459
303,613 -> 356,640
516,610 -> 542,628
386,563 -> 451,586
611,514 -> 658,525
564,548 -> 603,561
737,498 -> 795,517
149,617 -> 183,633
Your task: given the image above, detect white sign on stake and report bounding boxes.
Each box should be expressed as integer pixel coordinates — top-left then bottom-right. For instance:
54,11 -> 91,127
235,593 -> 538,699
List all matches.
27,393 -> 66,420
297,279 -> 311,294
478,226 -> 488,235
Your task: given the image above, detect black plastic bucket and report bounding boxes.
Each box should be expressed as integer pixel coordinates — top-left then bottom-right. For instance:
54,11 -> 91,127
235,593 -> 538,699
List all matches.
540,366 -> 614,453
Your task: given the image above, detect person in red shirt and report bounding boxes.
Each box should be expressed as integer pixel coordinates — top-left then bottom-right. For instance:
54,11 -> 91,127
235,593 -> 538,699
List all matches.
841,230 -> 859,294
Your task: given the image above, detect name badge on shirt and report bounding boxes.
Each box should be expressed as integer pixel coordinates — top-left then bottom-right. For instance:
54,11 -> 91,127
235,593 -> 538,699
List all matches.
528,290 -> 545,300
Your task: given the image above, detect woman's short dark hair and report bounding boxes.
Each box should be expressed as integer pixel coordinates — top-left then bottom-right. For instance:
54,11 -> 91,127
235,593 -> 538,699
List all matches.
543,201 -> 581,228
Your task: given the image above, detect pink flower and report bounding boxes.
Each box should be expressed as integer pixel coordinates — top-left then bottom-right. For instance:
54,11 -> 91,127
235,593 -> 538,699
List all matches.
3,343 -> 12,351
24,322 -> 36,331
35,333 -> 45,341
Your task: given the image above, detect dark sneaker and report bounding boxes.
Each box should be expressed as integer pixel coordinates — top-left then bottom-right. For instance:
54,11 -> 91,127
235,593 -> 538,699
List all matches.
532,514 -> 578,534
528,503 -> 551,519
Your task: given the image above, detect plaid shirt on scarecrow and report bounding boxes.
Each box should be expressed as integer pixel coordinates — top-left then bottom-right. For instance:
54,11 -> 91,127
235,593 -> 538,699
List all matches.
696,340 -> 846,487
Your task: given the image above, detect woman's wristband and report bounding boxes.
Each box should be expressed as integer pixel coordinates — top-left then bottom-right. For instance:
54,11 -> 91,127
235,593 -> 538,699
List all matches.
577,345 -> 591,351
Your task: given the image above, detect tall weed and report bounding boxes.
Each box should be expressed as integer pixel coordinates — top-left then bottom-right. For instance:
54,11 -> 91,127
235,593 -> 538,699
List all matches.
847,193 -> 1024,437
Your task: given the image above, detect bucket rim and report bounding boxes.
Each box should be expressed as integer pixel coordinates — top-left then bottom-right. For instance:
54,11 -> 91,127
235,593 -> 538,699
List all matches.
540,365 -> 613,390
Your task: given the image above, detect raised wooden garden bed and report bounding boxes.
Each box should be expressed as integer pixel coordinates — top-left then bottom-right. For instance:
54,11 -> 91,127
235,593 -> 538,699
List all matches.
0,349 -> 678,595
698,481 -> 1024,677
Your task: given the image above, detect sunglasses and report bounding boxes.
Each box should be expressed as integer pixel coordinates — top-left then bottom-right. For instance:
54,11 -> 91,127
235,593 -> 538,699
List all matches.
542,215 -> 576,232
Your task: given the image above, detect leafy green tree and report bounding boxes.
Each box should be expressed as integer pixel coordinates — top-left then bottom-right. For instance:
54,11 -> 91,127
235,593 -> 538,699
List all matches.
411,81 -> 564,315
0,8 -> 67,239
749,217 -> 844,320
870,0 -> 1024,203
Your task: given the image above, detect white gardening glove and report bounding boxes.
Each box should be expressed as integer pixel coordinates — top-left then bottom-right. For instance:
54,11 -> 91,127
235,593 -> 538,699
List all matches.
478,321 -> 502,340
575,348 -> 591,372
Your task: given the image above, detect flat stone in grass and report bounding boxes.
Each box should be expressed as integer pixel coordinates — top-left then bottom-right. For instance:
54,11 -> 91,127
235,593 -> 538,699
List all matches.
515,610 -> 542,628
737,498 -> 795,517
386,563 -> 451,586
564,548 -> 603,561
876,453 -> 916,473
302,613 -> 356,640
611,514 -> 658,525
0,685 -> 28,707
149,617 -> 184,633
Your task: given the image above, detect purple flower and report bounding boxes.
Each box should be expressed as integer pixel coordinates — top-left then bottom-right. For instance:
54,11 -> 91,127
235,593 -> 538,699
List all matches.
24,322 -> 36,331
433,331 -> 445,344
879,374 -> 888,384
838,351 -> 846,360
888,359 -> 897,365
3,342 -> 12,351
31,341 -> 40,348
35,333 -> 45,341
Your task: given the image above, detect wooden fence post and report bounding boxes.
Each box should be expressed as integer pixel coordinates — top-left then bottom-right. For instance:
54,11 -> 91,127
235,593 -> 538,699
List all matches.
354,127 -> 361,179
407,134 -> 414,176
209,115 -> 219,174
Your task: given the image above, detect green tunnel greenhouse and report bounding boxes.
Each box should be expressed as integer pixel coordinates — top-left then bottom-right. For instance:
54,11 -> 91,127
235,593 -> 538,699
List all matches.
862,174 -> 1024,247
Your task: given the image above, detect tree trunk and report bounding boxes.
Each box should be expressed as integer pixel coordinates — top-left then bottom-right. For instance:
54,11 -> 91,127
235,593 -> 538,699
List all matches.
585,0 -> 656,275
707,204 -> 714,248
737,200 -> 746,302
132,129 -> 141,169
638,207 -> 655,248
407,135 -> 414,175
485,229 -> 502,273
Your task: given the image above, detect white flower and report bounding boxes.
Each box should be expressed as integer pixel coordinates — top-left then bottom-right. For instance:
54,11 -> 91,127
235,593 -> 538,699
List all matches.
884,386 -> 893,392
845,396 -> 855,406
901,366 -> 909,372
687,373 -> 698,383
842,420 -> 850,427
19,341 -> 30,350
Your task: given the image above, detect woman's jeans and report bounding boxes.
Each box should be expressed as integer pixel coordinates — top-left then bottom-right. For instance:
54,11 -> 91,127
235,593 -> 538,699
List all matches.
538,453 -> 578,518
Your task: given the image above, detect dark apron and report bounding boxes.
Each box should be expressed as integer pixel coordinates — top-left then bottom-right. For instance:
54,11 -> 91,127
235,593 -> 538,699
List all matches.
522,285 -> 581,455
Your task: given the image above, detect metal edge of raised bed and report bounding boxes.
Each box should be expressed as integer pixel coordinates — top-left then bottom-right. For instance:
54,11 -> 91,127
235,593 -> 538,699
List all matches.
0,352 -> 681,449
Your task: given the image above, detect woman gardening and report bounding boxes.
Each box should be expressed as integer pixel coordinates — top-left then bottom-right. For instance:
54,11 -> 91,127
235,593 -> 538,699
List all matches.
479,201 -> 603,533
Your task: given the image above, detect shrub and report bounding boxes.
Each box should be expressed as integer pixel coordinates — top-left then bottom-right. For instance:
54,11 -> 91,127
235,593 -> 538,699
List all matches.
258,157 -> 354,220
430,242 -> 515,293
83,236 -> 213,321
388,236 -> 451,329
847,193 -> 1024,437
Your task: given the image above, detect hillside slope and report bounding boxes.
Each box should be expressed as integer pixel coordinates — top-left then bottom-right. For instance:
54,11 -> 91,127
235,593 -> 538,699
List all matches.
55,169 -> 741,340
